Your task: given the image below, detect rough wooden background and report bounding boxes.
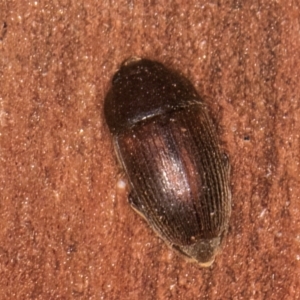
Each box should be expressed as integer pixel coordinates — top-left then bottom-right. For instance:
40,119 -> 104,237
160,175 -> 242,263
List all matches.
1,1 -> 299,299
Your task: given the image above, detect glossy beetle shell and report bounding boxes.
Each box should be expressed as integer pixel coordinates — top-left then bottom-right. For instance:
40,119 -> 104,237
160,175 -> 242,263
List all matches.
104,58 -> 231,266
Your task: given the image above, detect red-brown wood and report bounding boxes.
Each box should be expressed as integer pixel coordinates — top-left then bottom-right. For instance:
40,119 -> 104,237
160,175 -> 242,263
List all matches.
0,1 -> 299,299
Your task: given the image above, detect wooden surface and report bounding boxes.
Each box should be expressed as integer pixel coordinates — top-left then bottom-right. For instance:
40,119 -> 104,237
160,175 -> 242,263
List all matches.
1,1 -> 300,299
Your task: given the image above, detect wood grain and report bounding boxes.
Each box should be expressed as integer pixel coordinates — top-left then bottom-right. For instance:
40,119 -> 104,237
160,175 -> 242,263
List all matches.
0,1 -> 299,299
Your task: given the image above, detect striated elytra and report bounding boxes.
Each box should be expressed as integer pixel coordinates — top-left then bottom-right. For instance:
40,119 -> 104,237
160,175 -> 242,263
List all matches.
104,58 -> 231,266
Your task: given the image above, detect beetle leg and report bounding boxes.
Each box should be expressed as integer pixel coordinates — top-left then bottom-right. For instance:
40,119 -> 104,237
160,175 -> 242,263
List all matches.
128,189 -> 145,215
222,152 -> 230,173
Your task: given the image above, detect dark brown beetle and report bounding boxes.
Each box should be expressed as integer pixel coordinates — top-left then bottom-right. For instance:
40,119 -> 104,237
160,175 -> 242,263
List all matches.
104,58 -> 231,266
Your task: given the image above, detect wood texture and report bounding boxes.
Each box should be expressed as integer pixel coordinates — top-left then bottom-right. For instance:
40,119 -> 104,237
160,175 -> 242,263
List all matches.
0,1 -> 299,299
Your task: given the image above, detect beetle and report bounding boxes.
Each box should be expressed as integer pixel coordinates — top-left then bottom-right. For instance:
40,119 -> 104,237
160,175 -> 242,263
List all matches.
104,58 -> 231,266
